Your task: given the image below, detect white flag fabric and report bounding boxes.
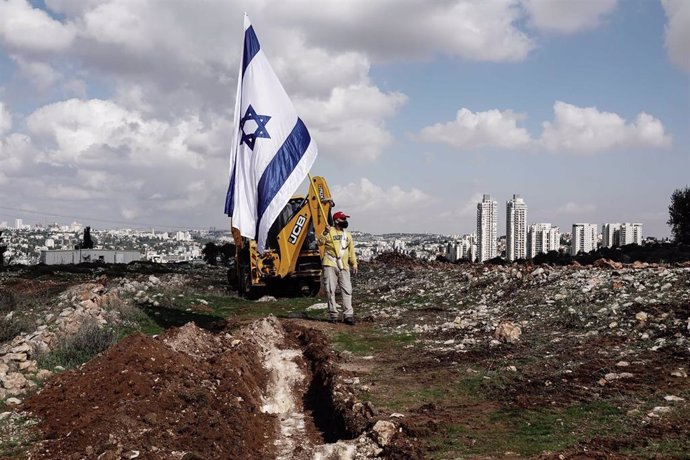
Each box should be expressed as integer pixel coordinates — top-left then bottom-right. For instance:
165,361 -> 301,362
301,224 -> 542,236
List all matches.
225,14 -> 318,252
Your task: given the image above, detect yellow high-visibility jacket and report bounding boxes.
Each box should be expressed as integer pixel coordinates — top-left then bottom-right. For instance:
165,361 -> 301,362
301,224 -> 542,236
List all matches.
317,228 -> 357,270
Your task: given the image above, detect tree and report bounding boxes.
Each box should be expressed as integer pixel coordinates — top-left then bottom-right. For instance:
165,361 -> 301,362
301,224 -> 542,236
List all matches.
668,186 -> 690,244
0,230 -> 7,268
202,242 -> 219,265
83,226 -> 95,249
219,243 -> 236,266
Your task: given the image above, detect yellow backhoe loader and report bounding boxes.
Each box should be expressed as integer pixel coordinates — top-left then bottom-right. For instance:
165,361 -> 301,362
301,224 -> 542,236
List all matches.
228,176 -> 334,298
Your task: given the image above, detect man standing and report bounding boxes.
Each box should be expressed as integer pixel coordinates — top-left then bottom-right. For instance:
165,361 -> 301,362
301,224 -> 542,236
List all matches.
318,211 -> 358,325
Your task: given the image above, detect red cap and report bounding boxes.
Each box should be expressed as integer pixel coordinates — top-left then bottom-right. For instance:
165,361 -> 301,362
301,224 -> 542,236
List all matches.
333,211 -> 350,220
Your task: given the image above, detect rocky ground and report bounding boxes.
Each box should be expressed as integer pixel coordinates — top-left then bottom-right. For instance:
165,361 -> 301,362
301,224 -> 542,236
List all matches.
0,255 -> 688,459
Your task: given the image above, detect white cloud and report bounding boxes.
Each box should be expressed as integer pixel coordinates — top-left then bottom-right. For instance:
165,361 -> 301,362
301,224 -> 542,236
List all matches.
331,178 -> 433,224
0,1 -> 540,165
0,98 -> 232,224
0,0 -> 75,53
270,0 -> 534,62
661,0 -> 690,73
556,202 -> 596,215
417,108 -> 531,149
299,84 -> 407,161
25,98 -> 209,168
523,0 -> 617,34
12,56 -> 60,90
0,102 -> 11,134
440,193 -> 485,220
540,101 -> 672,154
0,132 -> 37,174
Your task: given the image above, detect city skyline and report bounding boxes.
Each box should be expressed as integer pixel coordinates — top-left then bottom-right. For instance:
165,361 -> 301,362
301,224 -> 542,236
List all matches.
0,1 -> 687,238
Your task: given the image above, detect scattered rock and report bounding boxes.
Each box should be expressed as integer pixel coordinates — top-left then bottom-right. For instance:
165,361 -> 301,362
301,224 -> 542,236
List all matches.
494,321 -> 522,343
371,420 -> 397,447
306,303 -> 328,311
257,295 -> 277,302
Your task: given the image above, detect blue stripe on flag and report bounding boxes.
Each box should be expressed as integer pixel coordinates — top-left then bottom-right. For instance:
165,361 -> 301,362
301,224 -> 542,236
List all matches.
242,26 -> 261,77
256,118 -> 311,225
224,163 -> 237,215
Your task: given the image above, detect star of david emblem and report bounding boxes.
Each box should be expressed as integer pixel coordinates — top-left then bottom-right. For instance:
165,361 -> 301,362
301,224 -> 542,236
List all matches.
240,105 -> 271,150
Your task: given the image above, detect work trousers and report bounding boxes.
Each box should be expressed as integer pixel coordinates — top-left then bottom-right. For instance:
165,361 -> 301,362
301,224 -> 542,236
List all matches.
323,266 -> 353,319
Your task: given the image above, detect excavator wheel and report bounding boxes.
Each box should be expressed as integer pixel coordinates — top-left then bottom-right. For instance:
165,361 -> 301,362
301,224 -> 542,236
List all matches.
238,265 -> 262,300
296,280 -> 321,297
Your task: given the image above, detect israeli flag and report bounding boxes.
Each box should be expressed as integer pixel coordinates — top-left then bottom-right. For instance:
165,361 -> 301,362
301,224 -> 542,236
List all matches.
225,14 -> 318,252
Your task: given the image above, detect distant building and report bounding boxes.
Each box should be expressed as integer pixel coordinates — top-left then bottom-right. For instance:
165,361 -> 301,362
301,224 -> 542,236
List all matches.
506,194 -> 527,261
477,195 -> 498,262
602,223 -> 621,248
571,223 -> 597,255
620,223 -> 643,246
0,221 -> 7,229
40,249 -> 141,265
14,218 -> 23,230
527,223 -> 560,258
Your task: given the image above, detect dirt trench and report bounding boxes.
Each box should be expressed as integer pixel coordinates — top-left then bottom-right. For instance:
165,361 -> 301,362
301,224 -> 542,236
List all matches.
20,317 -> 415,459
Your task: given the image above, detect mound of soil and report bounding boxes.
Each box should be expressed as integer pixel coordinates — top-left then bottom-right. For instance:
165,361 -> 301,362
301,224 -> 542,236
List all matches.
23,326 -> 274,459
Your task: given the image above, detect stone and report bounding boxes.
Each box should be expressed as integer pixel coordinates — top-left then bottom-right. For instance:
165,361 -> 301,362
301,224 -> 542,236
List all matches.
5,397 -> 21,405
0,363 -> 8,375
616,361 -> 630,367
10,343 -> 32,354
18,360 -> 37,372
660,283 -> 672,291
35,369 -> 53,381
635,311 -> 648,323
4,353 -> 27,362
1,372 -> 28,391
257,295 -> 277,302
494,321 -> 522,343
664,395 -> 685,402
648,406 -> 671,417
148,275 -> 160,285
306,303 -> 328,311
670,369 -> 688,378
604,372 -> 634,381
371,420 -> 397,447
531,267 -> 544,277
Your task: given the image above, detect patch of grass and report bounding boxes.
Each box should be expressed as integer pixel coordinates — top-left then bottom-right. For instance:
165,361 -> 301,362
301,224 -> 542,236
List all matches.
428,401 -> 630,458
331,327 -> 417,356
0,315 -> 32,344
37,320 -> 117,370
0,414 -> 40,459
113,301 -> 164,338
144,290 -> 323,321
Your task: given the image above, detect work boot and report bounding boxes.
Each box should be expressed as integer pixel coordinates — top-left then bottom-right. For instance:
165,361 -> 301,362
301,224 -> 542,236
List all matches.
328,317 -> 338,324
344,316 -> 355,326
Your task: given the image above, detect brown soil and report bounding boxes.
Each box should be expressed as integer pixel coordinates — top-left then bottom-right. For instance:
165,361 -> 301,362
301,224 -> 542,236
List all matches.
22,326 -> 275,459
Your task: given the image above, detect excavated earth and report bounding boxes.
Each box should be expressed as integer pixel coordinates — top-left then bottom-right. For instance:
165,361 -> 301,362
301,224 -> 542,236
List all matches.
13,317 -> 418,459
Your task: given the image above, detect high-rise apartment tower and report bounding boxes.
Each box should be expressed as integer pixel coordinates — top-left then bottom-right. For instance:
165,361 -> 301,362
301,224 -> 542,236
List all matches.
506,194 -> 527,261
477,195 -> 498,262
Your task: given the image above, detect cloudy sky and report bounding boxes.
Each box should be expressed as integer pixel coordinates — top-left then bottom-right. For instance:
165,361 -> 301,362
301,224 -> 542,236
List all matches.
0,0 -> 687,237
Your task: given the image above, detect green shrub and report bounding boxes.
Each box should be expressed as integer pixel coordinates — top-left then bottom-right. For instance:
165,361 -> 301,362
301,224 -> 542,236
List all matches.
38,320 -> 116,370
0,290 -> 16,313
0,316 -> 31,344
